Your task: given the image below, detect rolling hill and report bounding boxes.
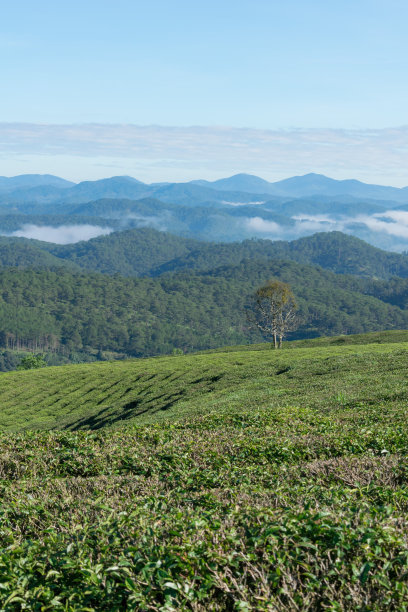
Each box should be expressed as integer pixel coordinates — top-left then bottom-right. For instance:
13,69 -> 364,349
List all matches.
1,257 -> 408,365
194,172 -> 408,202
2,336 -> 408,608
0,228 -> 407,280
0,173 -> 74,192
0,229 -> 407,370
1,172 -> 408,608
1,330 -> 408,431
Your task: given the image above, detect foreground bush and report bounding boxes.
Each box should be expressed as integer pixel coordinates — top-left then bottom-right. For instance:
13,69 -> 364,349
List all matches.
1,396 -> 408,609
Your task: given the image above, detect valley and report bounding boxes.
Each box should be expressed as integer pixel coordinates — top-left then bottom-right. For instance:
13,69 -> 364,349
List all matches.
1,172 -> 408,250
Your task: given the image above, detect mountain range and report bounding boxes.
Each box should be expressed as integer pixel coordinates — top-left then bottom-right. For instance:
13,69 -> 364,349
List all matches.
1,172 -> 408,251
2,172 -> 408,202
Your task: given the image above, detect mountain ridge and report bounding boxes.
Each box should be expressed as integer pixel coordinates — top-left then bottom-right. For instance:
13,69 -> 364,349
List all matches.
2,172 -> 408,204
193,172 -> 408,202
0,227 -> 407,280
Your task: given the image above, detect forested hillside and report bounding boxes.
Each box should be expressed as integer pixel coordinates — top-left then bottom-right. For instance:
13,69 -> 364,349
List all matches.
0,237 -> 80,271
1,228 -> 408,279
45,228 -> 198,276
151,231 -> 408,279
1,261 -> 408,365
0,228 -> 408,369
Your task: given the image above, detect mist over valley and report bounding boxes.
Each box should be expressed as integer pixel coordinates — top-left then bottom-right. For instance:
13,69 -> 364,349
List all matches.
1,172 -> 408,250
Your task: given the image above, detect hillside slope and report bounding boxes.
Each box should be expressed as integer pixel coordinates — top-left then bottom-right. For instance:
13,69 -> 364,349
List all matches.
1,262 -> 408,360
0,237 -> 80,271
1,334 -> 408,431
46,227 -> 198,276
152,231 -> 408,279
1,229 -> 408,280
2,338 -> 408,608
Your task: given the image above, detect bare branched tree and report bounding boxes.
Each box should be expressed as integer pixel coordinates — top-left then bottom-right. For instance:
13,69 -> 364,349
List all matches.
247,279 -> 299,348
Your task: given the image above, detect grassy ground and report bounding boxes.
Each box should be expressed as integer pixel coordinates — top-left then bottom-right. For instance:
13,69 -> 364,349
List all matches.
2,333 -> 408,608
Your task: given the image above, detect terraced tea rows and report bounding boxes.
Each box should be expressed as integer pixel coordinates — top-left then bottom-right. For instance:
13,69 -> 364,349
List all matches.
1,337 -> 408,608
1,338 -> 408,431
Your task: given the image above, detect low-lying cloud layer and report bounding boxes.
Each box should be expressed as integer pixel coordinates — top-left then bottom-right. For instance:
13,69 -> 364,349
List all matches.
1,123 -> 408,186
244,210 -> 408,251
246,217 -> 282,233
10,224 -> 113,244
292,211 -> 408,240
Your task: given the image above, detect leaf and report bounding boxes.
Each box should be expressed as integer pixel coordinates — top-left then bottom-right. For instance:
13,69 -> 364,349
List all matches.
164,582 -> 180,591
359,562 -> 371,584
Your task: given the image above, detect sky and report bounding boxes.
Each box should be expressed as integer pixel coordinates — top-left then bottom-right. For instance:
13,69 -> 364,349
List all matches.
1,0 -> 408,185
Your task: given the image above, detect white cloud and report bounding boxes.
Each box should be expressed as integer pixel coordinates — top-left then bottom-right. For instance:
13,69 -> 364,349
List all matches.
292,214 -> 346,232
354,215 -> 408,239
373,210 -> 408,224
1,123 -> 408,185
9,224 -> 113,244
292,214 -> 340,223
246,217 -> 281,233
246,209 -> 408,246
291,211 -> 408,239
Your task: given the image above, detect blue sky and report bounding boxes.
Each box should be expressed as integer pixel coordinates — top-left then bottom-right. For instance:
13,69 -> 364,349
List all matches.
1,0 -> 408,184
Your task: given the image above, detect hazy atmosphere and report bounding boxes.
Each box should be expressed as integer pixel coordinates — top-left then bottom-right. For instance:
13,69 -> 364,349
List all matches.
1,0 -> 408,184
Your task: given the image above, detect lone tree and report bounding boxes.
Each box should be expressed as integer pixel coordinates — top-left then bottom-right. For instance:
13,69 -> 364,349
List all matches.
248,280 -> 298,348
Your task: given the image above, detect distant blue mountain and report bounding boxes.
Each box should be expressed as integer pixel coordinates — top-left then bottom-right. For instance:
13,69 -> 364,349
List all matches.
0,174 -> 74,192
0,176 -> 274,208
64,176 -> 148,202
195,172 -> 408,203
191,173 -> 273,195
3,172 -> 408,252
2,172 -> 408,205
268,173 -> 408,201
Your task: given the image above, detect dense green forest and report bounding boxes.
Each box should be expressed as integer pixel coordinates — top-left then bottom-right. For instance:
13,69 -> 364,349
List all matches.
0,229 -> 407,369
1,259 -> 408,368
1,228 -> 408,279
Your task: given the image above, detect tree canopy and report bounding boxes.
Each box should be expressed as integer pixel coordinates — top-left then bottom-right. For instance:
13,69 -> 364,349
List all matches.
248,280 -> 298,348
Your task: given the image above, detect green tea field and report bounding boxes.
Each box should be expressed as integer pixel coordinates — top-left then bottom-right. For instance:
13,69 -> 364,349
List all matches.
1,333 -> 408,609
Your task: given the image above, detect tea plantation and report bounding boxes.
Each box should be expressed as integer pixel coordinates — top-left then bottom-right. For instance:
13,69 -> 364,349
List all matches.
2,334 -> 408,609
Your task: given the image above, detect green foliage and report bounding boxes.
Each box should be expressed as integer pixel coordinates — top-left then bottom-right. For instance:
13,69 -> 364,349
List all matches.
151,230 -> 408,280
1,228 -> 408,280
1,339 -> 408,607
0,236 -> 80,271
0,227 -> 407,369
46,227 -> 198,277
0,258 -> 407,370
0,331 -> 407,431
17,352 -> 47,370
